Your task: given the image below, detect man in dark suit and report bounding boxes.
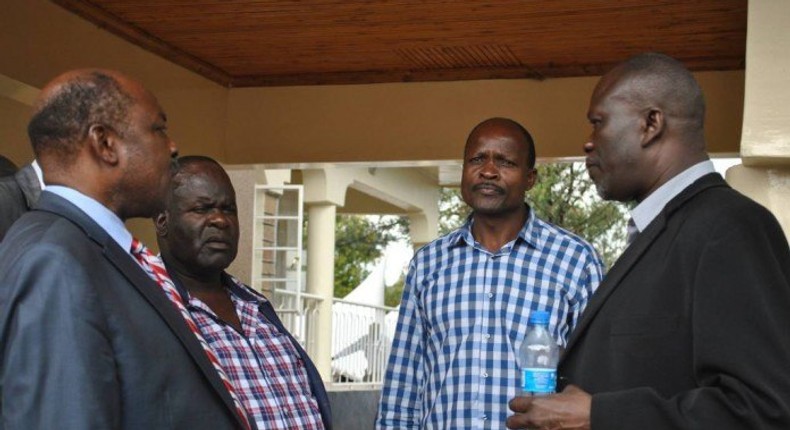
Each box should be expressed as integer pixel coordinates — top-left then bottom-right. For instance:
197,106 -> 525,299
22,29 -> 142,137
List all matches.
0,70 -> 249,429
154,155 -> 332,429
0,161 -> 43,241
507,53 -> 790,429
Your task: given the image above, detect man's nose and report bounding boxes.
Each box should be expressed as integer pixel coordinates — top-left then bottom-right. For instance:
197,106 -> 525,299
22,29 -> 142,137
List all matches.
583,141 -> 595,153
480,160 -> 499,178
208,211 -> 230,228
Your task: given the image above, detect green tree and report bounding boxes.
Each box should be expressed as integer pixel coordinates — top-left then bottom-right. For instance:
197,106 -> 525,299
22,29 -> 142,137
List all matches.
333,215 -> 408,298
441,162 -> 628,268
384,274 -> 406,307
528,162 -> 628,267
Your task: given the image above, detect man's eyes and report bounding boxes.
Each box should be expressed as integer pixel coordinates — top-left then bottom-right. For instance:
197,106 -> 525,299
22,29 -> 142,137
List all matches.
191,206 -> 237,214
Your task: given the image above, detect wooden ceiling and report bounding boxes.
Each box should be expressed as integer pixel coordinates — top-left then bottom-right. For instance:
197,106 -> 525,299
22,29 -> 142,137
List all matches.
52,0 -> 747,87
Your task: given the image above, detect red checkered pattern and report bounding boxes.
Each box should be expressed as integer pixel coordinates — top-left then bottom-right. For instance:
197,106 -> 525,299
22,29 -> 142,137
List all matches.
188,277 -> 325,430
130,239 -> 251,430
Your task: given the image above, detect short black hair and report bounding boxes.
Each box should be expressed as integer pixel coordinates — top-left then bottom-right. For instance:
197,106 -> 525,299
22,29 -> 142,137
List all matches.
172,155 -> 223,176
466,117 -> 536,169
27,71 -> 133,164
616,52 -> 706,129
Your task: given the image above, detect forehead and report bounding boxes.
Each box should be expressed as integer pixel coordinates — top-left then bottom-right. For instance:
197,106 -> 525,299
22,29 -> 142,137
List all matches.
173,167 -> 235,200
465,127 -> 527,157
589,70 -> 636,109
123,80 -> 165,119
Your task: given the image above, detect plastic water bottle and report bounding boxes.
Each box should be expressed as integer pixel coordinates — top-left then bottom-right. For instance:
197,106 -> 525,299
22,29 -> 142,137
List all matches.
519,310 -> 559,395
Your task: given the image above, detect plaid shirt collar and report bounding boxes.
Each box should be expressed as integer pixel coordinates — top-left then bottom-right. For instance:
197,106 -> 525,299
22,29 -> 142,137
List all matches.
449,204 -> 546,252
167,269 -> 268,307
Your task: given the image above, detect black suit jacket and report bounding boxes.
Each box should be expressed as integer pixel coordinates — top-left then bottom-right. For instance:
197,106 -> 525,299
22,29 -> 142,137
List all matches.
0,164 -> 41,241
559,174 -> 790,429
0,192 -> 249,429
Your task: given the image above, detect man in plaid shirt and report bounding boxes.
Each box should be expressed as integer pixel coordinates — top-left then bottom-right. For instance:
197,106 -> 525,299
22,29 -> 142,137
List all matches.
376,118 -> 604,429
155,155 -> 332,430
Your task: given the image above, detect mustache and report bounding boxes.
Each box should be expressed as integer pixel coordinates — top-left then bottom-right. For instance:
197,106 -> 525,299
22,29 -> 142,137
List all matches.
472,182 -> 504,194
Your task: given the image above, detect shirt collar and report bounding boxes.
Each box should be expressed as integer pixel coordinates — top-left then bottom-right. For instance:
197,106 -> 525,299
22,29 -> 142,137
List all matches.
630,160 -> 716,232
45,185 -> 132,252
166,268 -> 267,305
31,160 -> 45,190
451,205 -> 544,251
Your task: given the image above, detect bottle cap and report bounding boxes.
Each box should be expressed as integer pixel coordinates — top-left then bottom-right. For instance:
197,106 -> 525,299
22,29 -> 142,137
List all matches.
528,310 -> 550,325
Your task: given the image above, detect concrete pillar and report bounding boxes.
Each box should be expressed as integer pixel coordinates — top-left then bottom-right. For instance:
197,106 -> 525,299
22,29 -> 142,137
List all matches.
727,0 -> 790,241
306,202 -> 337,381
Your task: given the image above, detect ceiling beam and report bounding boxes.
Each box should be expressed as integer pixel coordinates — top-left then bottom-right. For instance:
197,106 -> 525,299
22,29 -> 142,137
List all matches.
50,0 -> 234,87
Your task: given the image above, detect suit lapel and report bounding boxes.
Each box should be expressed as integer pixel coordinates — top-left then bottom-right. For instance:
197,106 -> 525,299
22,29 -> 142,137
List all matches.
35,193 -> 250,430
104,246 -> 250,429
562,173 -> 728,358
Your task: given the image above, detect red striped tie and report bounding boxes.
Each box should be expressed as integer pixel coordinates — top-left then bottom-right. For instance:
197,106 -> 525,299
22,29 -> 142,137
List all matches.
130,238 -> 251,430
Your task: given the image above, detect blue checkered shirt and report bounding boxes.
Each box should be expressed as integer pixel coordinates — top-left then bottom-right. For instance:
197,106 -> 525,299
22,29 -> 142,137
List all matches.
376,210 -> 604,429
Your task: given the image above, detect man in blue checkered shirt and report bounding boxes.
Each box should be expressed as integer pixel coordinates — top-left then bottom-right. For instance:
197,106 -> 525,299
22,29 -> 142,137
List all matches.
376,117 -> 604,429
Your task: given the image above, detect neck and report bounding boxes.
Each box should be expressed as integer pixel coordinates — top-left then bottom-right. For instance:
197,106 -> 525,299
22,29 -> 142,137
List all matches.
637,149 -> 708,202
471,205 -> 528,252
162,255 -> 225,295
178,271 -> 225,296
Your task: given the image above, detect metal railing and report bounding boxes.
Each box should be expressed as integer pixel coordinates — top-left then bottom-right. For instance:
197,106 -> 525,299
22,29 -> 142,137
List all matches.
271,289 -> 323,355
330,298 -> 398,389
272,289 -> 398,389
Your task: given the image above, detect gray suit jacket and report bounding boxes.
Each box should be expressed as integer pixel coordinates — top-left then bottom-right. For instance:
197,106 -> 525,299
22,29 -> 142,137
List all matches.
0,192 -> 249,429
0,164 -> 41,242
559,174 -> 790,429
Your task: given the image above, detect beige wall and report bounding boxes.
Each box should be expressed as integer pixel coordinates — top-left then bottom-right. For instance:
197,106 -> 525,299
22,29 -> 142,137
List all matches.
225,71 -> 744,165
0,97 -> 33,165
0,0 -> 229,163
726,0 -> 790,241
740,0 -> 790,165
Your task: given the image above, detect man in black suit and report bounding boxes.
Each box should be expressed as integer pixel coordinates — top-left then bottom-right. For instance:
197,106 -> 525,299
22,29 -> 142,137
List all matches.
0,70 -> 249,429
0,161 -> 42,241
507,53 -> 790,429
154,155 -> 332,429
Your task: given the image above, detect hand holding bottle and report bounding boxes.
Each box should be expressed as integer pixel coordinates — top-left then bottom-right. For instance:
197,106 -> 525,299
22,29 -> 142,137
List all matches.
506,385 -> 592,430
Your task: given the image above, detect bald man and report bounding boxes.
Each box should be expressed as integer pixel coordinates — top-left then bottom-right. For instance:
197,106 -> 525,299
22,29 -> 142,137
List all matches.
377,117 -> 604,429
507,53 -> 790,429
0,70 -> 247,429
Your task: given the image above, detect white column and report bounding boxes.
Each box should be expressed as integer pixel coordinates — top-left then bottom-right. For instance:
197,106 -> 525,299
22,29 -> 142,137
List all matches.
306,202 -> 336,381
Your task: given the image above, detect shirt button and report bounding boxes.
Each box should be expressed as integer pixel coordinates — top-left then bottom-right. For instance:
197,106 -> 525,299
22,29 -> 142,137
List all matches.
484,333 -> 491,340
482,415 -> 488,421
482,372 -> 488,378
487,292 -> 494,299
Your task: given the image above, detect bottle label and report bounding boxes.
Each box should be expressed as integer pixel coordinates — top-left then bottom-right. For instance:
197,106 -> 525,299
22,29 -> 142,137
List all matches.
522,368 -> 556,394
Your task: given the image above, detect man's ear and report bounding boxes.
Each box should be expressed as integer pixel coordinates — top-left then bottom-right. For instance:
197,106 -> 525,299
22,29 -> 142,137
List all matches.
154,212 -> 168,237
524,168 -> 538,191
87,124 -> 120,165
641,108 -> 664,147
